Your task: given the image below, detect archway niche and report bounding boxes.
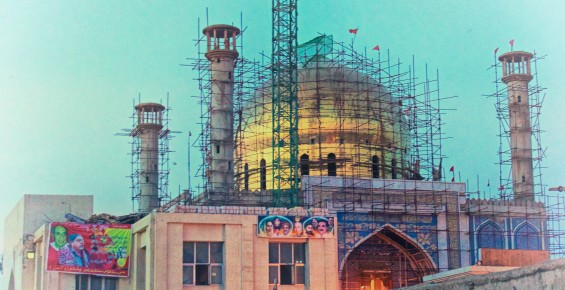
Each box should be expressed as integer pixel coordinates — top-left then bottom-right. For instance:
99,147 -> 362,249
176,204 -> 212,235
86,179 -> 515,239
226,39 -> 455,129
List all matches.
341,225 -> 436,290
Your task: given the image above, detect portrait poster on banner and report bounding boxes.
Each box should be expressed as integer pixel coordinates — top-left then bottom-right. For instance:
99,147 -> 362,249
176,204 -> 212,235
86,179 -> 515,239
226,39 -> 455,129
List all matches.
46,222 -> 132,277
257,215 -> 335,238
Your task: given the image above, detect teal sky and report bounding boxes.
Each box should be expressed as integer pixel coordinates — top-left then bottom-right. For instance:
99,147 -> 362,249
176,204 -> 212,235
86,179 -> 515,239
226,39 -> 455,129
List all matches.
1,0 -> 564,257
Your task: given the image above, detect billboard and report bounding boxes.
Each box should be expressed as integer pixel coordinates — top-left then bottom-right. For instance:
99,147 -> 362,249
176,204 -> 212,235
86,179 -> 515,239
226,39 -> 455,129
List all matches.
257,215 -> 334,238
46,222 -> 132,277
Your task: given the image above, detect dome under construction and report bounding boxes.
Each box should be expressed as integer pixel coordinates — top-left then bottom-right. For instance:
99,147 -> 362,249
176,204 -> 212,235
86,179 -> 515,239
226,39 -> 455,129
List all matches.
235,36 -> 412,192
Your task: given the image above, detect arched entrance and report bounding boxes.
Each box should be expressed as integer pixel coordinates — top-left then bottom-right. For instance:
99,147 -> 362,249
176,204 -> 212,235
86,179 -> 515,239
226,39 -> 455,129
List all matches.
341,225 -> 437,290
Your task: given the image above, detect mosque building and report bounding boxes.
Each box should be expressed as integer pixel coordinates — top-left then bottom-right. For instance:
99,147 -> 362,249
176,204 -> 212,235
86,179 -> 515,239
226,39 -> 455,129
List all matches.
2,16 -> 558,290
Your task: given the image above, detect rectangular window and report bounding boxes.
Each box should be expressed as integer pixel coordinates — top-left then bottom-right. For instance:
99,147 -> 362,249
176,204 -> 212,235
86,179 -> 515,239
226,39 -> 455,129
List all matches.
182,242 -> 223,285
75,275 -> 117,290
269,243 -> 306,285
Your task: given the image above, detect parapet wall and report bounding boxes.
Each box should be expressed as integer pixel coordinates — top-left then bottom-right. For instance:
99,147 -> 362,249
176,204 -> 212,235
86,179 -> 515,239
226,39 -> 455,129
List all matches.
170,205 -> 329,216
403,258 -> 565,290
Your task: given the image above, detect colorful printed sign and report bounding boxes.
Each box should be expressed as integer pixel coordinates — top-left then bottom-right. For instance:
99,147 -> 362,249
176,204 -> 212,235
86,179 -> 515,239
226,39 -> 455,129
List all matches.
257,215 -> 335,238
46,222 -> 132,277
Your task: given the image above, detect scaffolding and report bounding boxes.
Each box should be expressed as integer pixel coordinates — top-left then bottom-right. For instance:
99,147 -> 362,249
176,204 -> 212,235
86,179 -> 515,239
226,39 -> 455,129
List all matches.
232,36 -> 446,196
484,52 -> 565,259
186,14 -> 266,204
271,0 -> 300,206
118,97 -> 175,213
180,8 -> 558,287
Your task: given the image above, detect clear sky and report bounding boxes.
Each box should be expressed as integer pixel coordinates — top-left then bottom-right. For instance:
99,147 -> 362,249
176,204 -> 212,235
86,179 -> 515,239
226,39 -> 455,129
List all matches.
1,0 -> 564,260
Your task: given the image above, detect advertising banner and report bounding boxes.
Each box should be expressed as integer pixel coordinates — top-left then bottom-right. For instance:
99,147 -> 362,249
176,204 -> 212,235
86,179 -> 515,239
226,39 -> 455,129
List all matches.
46,222 -> 132,277
257,215 -> 335,238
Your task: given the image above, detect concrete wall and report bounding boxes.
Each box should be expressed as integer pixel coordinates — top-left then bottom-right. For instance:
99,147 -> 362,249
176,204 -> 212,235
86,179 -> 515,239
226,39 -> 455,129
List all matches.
2,194 -> 93,290
403,258 -> 565,290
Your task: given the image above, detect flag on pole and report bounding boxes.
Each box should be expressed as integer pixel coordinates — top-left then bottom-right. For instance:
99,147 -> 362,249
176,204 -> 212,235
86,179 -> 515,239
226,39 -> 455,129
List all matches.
487,180 -> 490,187
349,28 -> 358,35
449,166 -> 454,172
451,177 -> 455,182
498,185 -> 505,191
372,45 -> 380,51
494,47 -> 499,54
403,109 -> 410,115
509,39 -> 514,46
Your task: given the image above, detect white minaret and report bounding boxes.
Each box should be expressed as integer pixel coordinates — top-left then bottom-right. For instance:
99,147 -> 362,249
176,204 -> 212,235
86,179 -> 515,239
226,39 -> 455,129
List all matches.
499,51 -> 534,201
203,24 -> 240,199
134,102 -> 165,212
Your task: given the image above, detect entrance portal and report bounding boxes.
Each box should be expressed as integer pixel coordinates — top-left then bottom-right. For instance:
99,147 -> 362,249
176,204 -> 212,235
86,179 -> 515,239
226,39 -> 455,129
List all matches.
341,225 -> 436,289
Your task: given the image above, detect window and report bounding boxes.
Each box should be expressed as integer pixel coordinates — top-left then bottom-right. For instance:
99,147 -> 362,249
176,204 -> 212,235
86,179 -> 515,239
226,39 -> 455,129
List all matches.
216,145 -> 220,154
244,163 -> 249,191
517,95 -> 522,103
327,153 -> 336,176
260,159 -> 267,190
372,155 -> 380,178
391,158 -> 398,179
182,242 -> 223,285
75,275 -> 117,290
300,154 -> 310,176
269,243 -> 306,285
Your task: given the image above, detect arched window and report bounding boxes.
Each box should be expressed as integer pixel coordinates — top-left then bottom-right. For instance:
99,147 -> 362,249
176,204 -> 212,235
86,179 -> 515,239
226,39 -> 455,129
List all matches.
515,223 -> 541,250
244,163 -> 249,191
300,154 -> 310,176
327,153 -> 336,176
478,222 -> 504,249
260,159 -> 267,190
372,155 -> 380,178
391,158 -> 398,179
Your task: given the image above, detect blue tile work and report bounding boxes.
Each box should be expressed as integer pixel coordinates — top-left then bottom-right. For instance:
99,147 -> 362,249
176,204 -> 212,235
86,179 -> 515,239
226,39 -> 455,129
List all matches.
337,212 -> 438,267
469,215 -> 546,263
515,223 -> 541,250
477,222 -> 505,249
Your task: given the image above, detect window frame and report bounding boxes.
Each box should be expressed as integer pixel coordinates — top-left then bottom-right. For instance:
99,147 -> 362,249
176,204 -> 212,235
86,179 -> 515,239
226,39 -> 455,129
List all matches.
268,242 -> 306,286
327,153 -> 336,176
182,242 -> 224,286
75,275 -> 118,290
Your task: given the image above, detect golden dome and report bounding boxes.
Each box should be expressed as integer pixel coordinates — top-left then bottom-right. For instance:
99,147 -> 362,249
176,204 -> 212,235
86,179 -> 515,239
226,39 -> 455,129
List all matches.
237,58 -> 410,191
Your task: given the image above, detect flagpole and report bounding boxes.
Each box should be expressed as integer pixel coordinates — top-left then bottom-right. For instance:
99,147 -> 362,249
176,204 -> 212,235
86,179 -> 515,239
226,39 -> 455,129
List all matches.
488,179 -> 492,198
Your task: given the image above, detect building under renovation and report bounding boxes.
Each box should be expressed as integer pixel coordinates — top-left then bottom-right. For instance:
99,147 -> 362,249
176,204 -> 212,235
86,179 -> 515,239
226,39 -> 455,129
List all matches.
181,17 -> 556,289
3,2 -> 563,290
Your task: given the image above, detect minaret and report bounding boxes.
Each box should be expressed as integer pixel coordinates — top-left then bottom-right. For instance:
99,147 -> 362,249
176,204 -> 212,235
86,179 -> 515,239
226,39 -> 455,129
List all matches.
203,24 -> 240,200
499,51 -> 534,201
134,102 -> 165,212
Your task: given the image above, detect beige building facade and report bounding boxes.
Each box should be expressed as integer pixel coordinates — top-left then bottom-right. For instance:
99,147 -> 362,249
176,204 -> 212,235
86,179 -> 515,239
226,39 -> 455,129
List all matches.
24,205 -> 338,290
3,195 -> 93,290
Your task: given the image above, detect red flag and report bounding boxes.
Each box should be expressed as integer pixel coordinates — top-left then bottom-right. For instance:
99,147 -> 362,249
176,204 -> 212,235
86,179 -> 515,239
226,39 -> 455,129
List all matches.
349,28 -> 358,35
373,45 -> 380,51
451,177 -> 455,182
449,166 -> 454,172
403,109 -> 410,115
494,47 -> 499,54
509,39 -> 514,46
498,185 -> 505,191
